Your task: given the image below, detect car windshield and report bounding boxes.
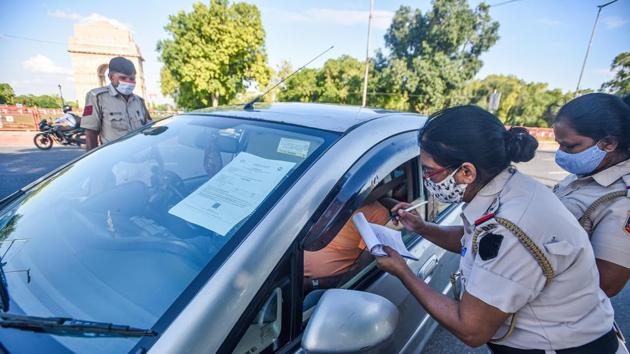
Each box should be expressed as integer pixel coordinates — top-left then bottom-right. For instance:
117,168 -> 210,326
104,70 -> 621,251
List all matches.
0,114 -> 337,353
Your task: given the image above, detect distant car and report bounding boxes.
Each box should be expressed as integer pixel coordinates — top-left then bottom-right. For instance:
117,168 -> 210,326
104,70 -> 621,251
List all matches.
0,103 -> 462,353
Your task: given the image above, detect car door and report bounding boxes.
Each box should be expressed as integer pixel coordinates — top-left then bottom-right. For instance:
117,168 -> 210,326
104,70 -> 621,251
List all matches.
300,131 -> 462,353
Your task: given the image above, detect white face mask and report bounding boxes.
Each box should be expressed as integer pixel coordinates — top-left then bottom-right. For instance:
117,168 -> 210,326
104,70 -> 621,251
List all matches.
116,81 -> 135,96
424,167 -> 467,203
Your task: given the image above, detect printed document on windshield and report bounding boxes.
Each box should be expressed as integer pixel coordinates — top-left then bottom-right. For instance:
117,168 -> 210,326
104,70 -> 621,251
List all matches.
352,212 -> 418,260
169,152 -> 296,236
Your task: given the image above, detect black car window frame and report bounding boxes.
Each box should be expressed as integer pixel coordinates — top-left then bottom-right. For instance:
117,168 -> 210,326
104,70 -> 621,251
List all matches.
298,131 -> 422,295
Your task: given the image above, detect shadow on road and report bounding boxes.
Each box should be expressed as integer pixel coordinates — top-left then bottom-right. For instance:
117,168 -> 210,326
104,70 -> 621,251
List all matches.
0,146 -> 84,199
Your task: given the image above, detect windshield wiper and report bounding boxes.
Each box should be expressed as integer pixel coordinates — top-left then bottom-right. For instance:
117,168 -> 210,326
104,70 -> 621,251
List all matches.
0,313 -> 157,337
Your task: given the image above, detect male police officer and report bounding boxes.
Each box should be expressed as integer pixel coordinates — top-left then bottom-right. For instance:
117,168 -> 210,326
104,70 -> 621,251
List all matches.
81,57 -> 152,150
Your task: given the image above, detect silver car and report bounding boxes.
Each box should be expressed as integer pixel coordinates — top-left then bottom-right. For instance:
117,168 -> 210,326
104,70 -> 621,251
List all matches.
0,103 -> 462,353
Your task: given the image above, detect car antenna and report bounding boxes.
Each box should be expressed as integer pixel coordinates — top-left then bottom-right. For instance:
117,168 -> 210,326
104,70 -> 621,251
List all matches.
244,45 -> 334,110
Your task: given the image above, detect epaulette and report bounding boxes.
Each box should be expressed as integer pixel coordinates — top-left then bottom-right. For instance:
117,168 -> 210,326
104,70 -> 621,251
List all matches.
89,87 -> 109,97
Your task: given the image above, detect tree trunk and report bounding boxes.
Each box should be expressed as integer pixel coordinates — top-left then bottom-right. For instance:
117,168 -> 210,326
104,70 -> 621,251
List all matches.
212,94 -> 219,108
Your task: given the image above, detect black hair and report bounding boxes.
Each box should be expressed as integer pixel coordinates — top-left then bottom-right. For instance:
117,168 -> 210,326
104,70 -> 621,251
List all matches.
419,105 -> 538,181
556,93 -> 630,151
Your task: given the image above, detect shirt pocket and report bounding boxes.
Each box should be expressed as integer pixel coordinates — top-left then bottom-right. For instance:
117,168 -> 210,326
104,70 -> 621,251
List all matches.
107,113 -> 128,132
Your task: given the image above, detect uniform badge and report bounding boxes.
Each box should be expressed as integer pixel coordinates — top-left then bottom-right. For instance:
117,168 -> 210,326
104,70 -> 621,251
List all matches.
83,105 -> 93,116
479,233 -> 503,261
624,212 -> 630,236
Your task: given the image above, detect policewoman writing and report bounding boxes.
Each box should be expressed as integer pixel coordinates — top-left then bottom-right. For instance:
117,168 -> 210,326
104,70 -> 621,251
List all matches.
375,106 -> 620,353
553,93 -> 630,298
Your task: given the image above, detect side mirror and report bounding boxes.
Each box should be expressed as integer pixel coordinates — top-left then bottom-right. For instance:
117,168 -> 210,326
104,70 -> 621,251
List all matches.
302,289 -> 399,353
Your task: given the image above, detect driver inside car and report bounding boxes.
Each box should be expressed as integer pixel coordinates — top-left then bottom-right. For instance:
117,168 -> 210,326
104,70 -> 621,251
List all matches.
303,171 -> 409,291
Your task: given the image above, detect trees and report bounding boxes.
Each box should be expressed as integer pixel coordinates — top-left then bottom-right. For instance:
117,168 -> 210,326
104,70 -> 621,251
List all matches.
157,0 -> 271,109
465,75 -> 574,127
601,52 -> 629,96
377,0 -> 499,113
14,94 -> 63,108
0,83 -> 15,105
277,55 -> 366,104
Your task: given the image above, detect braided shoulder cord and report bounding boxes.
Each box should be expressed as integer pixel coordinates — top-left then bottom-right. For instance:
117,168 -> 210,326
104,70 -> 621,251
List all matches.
578,190 -> 627,237
471,217 -> 556,343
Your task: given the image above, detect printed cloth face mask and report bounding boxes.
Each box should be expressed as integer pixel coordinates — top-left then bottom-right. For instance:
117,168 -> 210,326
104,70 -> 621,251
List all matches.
555,143 -> 606,175
116,81 -> 136,96
424,167 -> 467,203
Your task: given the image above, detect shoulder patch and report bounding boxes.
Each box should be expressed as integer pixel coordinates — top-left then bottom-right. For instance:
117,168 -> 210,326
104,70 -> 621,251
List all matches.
82,105 -> 93,116
624,212 -> 630,236
479,233 -> 503,261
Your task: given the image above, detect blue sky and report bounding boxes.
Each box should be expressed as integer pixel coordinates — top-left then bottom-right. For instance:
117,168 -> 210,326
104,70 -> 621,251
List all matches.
0,0 -> 628,104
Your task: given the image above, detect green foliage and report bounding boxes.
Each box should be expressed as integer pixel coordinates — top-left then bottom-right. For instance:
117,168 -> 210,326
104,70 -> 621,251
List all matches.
0,83 -> 15,105
278,55 -> 366,104
465,74 -> 574,127
14,94 -> 63,108
601,52 -> 629,96
158,0 -> 271,109
378,0 -> 499,113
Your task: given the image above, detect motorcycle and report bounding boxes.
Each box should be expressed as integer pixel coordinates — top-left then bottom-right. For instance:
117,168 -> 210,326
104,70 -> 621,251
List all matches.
33,119 -> 86,150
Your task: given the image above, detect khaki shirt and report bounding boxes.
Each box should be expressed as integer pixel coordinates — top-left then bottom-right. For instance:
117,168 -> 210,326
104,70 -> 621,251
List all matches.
459,168 -> 613,350
553,159 -> 630,269
80,84 -> 152,144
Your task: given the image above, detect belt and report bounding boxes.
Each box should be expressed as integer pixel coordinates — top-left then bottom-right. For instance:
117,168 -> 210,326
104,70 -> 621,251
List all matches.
487,328 -> 619,354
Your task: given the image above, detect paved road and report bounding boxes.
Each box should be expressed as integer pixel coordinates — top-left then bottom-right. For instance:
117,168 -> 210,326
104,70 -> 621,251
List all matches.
0,147 -> 627,352
0,145 -> 84,199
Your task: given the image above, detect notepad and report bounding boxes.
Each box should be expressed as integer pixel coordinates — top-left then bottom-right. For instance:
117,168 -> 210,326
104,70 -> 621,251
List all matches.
352,212 -> 418,261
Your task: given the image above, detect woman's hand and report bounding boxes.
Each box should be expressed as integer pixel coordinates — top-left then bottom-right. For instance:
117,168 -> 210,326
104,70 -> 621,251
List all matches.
391,202 -> 428,234
375,246 -> 413,279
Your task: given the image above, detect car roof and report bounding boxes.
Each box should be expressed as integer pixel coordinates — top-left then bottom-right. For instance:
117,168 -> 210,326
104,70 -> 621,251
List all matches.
183,102 -> 422,133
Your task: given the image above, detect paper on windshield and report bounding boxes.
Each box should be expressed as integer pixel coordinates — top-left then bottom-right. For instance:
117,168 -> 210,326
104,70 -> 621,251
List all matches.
168,152 -> 296,236
352,212 -> 418,260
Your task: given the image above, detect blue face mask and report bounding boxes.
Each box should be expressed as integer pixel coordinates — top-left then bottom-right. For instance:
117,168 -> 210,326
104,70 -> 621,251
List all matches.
555,143 -> 607,175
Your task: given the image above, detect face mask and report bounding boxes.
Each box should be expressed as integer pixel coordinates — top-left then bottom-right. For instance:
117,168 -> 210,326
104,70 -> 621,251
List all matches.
116,81 -> 135,96
424,167 -> 467,203
555,143 -> 606,175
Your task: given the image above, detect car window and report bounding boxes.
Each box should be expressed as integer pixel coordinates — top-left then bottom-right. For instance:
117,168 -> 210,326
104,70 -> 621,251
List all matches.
0,115 -> 336,354
302,159 -> 421,296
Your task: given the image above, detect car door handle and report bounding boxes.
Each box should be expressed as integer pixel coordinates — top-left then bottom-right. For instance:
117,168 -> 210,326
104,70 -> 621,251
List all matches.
417,255 -> 439,280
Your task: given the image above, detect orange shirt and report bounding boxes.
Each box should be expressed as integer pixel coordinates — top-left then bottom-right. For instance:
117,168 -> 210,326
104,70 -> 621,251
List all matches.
304,201 -> 390,278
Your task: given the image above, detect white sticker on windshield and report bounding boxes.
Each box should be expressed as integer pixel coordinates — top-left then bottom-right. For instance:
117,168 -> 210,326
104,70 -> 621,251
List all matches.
277,138 -> 310,159
168,152 -> 295,236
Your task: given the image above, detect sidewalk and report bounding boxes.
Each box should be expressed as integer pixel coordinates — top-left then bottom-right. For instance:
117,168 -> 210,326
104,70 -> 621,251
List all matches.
0,131 -> 37,147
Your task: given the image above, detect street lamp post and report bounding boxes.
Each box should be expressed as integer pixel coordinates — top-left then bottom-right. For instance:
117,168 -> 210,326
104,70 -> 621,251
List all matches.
361,0 -> 374,107
58,84 -> 65,107
574,0 -> 619,96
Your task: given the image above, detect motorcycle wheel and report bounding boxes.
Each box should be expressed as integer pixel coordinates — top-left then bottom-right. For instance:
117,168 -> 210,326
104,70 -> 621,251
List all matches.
34,133 -> 53,150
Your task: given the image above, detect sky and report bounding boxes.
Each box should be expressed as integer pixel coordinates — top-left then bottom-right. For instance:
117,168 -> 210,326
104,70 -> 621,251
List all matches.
0,0 -> 628,104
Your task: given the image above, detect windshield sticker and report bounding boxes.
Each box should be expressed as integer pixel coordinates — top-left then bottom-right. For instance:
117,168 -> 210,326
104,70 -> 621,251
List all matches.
168,152 -> 295,236
277,138 -> 310,159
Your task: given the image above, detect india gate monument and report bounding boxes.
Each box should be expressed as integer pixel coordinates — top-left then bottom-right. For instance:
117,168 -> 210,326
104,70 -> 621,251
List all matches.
68,19 -> 147,106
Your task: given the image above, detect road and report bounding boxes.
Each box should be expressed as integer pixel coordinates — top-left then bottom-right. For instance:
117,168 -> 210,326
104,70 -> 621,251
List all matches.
0,146 -> 628,352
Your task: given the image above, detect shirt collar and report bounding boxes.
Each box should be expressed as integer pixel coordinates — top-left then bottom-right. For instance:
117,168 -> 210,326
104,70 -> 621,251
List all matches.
108,84 -> 119,97
462,167 -> 516,226
581,158 -> 630,187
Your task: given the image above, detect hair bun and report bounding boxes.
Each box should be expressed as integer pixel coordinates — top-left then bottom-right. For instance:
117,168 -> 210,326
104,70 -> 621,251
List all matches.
505,127 -> 538,163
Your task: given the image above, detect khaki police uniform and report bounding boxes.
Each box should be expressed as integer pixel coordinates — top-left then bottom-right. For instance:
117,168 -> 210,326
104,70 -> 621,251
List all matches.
80,84 -> 152,145
457,167 -> 615,351
553,159 -> 630,269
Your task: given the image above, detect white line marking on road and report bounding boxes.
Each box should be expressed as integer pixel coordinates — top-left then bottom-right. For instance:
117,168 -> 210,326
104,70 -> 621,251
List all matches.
548,171 -> 569,175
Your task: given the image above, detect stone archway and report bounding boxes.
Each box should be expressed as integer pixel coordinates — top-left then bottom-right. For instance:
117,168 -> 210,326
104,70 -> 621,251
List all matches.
97,64 -> 109,87
68,19 -> 147,106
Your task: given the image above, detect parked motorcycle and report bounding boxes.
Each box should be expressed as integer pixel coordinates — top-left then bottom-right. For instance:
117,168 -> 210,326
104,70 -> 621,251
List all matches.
33,119 -> 86,150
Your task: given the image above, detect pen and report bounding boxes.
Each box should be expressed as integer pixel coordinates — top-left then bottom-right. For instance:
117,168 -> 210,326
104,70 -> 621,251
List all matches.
389,200 -> 429,222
